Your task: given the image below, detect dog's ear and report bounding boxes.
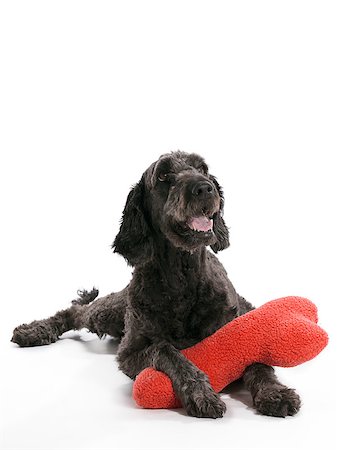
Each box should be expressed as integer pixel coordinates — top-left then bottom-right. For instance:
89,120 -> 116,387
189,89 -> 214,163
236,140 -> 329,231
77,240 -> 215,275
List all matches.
112,176 -> 153,266
210,176 -> 230,253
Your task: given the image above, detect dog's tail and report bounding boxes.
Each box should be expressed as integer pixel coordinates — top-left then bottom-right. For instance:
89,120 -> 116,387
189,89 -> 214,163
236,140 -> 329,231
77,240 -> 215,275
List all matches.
71,287 -> 99,305
11,287 -> 99,347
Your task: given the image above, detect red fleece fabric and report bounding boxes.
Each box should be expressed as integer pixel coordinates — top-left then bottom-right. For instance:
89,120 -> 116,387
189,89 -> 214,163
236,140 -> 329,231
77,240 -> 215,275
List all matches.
133,296 -> 328,409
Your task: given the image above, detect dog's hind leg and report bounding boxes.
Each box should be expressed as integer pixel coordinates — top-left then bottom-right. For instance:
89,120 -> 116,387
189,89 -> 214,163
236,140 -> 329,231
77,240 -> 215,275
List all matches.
11,287 -> 127,347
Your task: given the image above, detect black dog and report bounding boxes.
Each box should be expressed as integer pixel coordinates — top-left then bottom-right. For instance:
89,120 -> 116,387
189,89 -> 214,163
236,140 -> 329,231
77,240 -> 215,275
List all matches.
12,151 -> 301,418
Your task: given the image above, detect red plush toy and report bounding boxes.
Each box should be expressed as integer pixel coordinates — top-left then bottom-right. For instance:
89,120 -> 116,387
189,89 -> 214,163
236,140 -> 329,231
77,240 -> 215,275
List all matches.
133,296 -> 328,409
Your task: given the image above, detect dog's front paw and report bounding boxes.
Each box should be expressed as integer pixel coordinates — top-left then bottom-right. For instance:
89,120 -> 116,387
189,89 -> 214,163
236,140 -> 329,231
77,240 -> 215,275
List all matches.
183,385 -> 226,419
254,385 -> 301,417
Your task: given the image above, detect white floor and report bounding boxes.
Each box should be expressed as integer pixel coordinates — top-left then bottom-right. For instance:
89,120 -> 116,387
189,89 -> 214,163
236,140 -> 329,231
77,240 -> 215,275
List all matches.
2,325 -> 335,450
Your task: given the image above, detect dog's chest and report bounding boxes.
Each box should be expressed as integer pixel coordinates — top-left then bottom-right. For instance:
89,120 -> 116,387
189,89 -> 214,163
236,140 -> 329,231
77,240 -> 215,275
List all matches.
145,278 -> 236,347
131,259 -> 238,348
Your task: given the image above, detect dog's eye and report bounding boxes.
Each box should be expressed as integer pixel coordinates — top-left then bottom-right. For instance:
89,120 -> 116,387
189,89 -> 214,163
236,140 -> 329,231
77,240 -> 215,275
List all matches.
158,173 -> 169,182
197,164 -> 208,175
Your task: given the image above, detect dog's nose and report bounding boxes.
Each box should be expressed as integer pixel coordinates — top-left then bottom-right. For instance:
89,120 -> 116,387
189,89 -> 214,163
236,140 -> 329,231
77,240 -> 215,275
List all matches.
191,181 -> 214,198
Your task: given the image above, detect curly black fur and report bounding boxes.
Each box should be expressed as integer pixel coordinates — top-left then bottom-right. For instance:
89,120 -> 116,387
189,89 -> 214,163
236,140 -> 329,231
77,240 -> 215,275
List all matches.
11,151 -> 301,418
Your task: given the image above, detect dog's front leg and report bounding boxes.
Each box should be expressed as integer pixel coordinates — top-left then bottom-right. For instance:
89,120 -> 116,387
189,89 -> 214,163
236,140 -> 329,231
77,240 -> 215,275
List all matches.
237,296 -> 301,417
117,339 -> 226,418
242,363 -> 301,417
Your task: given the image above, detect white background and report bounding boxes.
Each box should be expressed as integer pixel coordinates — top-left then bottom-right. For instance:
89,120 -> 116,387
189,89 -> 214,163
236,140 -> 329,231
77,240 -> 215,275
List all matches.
1,1 -> 336,449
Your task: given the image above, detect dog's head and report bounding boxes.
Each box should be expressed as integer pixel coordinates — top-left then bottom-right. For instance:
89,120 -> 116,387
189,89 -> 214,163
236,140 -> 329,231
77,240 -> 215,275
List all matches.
113,151 -> 229,266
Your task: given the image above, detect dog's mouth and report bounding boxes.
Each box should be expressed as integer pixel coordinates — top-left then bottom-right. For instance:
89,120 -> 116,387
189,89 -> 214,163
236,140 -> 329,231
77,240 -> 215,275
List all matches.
185,205 -> 218,235
173,207 -> 218,240
186,214 -> 214,233
164,203 -> 220,250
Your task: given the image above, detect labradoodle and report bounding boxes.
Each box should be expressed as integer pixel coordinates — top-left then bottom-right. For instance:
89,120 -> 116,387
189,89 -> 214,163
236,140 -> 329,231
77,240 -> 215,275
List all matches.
12,151 -> 301,419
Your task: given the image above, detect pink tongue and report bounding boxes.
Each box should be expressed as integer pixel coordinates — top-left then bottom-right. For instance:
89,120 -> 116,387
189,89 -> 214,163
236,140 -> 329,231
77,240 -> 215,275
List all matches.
188,216 -> 213,232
